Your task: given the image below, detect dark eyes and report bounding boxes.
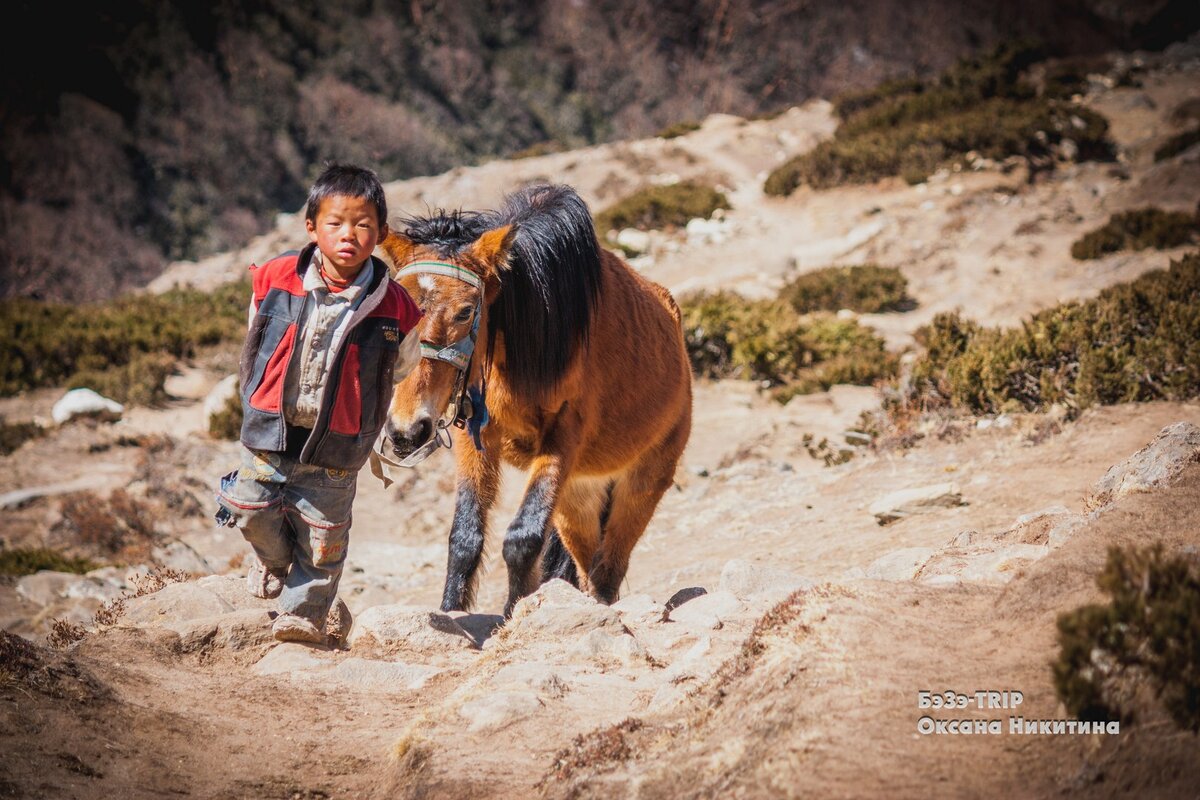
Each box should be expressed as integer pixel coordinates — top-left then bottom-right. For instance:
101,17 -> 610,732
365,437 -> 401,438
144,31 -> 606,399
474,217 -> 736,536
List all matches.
455,306 -> 474,323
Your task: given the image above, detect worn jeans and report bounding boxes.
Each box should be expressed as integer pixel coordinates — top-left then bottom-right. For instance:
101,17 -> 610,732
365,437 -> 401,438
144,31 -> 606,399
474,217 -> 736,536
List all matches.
215,445 -> 356,624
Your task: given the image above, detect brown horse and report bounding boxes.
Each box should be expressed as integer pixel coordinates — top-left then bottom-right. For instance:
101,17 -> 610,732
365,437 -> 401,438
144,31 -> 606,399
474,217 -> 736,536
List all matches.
379,184 -> 692,616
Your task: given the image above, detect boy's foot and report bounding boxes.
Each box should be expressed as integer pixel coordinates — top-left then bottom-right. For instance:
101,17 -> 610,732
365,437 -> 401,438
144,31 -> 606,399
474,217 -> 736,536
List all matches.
246,557 -> 287,600
272,613 -> 326,644
326,598 -> 353,647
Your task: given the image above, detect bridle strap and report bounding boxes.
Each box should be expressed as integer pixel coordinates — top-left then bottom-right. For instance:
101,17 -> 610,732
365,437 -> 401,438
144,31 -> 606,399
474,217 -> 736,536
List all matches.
397,261 -> 483,289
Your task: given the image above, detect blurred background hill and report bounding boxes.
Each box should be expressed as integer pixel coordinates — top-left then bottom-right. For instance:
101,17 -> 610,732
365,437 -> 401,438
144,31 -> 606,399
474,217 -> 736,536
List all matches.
2,0 -> 1196,301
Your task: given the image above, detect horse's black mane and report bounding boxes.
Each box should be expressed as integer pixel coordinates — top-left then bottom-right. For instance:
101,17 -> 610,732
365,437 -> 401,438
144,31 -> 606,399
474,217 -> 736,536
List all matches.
400,184 -> 602,398
398,209 -> 490,258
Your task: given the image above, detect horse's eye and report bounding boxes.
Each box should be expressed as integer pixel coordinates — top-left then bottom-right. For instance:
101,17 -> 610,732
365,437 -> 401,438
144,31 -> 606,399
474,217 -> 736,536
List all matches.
455,306 -> 474,323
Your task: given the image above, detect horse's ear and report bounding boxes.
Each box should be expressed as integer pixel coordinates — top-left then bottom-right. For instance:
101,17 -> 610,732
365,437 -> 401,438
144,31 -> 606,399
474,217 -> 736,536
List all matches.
379,231 -> 416,274
471,224 -> 518,271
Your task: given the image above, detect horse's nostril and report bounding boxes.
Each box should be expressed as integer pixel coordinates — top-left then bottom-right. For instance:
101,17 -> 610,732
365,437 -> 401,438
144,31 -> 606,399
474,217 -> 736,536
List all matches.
414,417 -> 433,445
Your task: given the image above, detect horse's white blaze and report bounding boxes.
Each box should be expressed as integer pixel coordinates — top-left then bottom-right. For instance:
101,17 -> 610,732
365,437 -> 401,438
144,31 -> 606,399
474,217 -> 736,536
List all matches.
418,275 -> 436,292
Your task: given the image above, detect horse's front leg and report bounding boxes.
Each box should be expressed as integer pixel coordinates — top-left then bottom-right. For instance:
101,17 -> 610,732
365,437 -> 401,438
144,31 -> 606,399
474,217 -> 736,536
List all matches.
502,415 -> 580,617
441,434 -> 500,613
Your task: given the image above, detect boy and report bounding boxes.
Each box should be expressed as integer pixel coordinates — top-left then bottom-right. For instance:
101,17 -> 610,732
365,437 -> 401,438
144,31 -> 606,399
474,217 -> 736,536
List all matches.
215,163 -> 422,644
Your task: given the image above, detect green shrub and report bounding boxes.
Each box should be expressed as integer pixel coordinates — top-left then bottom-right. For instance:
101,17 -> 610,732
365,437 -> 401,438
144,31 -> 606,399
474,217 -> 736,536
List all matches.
68,352 -> 177,406
678,290 -> 897,398
1054,544 -> 1200,732
1071,208 -> 1199,260
1154,128 -> 1200,162
208,383 -> 243,440
594,182 -> 730,234
901,252 -> 1200,416
0,279 -> 249,401
781,264 -> 911,314
0,418 -> 44,456
765,42 -> 1112,195
656,121 -> 701,139
0,548 -> 97,576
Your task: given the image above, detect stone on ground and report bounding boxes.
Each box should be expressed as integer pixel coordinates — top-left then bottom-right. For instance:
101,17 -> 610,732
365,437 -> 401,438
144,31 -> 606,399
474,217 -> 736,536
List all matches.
869,483 -> 965,525
52,388 -> 124,425
348,605 -> 477,655
1085,421 -> 1200,512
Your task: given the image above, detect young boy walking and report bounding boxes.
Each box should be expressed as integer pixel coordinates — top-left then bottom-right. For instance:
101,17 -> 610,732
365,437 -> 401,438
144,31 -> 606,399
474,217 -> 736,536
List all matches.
215,164 -> 422,644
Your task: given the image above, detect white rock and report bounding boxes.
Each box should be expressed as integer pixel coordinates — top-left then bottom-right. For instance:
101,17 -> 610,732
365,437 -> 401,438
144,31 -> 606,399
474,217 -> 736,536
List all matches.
502,580 -> 625,640
122,582 -> 235,624
166,609 -> 274,652
322,658 -> 443,692
663,636 -> 715,684
459,691 -> 542,732
668,590 -> 745,629
348,605 -> 477,654
1085,422 -> 1200,512
16,571 -> 82,607
616,228 -> 651,254
254,643 -> 331,675
203,375 -> 239,426
492,663 -> 571,697
866,548 -> 936,581
51,388 -> 123,425
719,560 -> 812,600
570,629 -> 645,665
869,483 -> 965,525
612,593 -> 665,625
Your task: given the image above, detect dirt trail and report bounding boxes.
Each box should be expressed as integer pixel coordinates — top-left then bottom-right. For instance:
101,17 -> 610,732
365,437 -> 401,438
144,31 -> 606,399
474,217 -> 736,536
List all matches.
3,45 -> 1200,799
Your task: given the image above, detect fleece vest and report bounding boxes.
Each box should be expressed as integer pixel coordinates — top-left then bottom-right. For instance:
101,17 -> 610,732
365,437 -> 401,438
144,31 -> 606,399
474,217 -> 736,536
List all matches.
237,243 -> 422,471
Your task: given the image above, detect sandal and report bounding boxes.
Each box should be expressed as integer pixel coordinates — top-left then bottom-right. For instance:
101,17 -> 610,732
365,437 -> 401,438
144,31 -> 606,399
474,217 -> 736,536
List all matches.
246,556 -> 287,600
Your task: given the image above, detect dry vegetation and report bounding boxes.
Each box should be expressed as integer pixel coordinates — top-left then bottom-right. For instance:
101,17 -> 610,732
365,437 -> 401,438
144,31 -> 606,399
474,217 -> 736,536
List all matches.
593,181 -> 730,234
679,290 -> 898,401
0,548 -> 96,577
780,264 -> 911,314
1070,206 -> 1200,259
1055,544 -> 1200,732
764,43 -> 1113,194
884,252 -> 1200,422
0,279 -> 249,403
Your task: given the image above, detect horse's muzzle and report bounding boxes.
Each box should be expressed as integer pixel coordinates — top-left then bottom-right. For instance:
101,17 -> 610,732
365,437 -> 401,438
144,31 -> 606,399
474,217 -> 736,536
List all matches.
384,416 -> 433,458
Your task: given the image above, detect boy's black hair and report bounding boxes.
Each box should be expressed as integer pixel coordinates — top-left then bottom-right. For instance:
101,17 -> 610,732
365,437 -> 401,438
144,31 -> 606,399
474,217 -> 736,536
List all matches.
304,163 -> 388,225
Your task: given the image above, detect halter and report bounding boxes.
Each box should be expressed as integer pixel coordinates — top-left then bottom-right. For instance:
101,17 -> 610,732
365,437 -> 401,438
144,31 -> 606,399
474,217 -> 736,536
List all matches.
386,260 -> 490,468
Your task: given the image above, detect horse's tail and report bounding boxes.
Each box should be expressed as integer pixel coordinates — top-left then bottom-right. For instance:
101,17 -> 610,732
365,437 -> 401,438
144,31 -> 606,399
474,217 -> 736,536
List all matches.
541,527 -> 579,588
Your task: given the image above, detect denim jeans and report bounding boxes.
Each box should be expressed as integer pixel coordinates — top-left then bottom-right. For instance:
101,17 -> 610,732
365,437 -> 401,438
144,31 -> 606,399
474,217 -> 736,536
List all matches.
215,445 -> 356,624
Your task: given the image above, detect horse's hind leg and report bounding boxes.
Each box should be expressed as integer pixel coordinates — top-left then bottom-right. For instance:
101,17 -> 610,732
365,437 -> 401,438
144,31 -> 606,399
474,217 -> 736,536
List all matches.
549,476 -> 609,589
588,421 -> 688,604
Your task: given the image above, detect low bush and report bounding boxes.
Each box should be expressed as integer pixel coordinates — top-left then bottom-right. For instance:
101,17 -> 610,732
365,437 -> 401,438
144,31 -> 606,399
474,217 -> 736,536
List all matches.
1054,544 -> 1200,732
208,383 -> 243,440
898,252 -> 1200,416
765,42 -> 1112,195
0,418 -> 44,456
656,120 -> 701,139
1071,208 -> 1199,260
781,264 -> 911,314
0,279 -> 250,402
0,547 -> 96,576
678,290 -> 898,399
594,182 -> 730,234
1154,128 -> 1200,162
57,489 -> 160,562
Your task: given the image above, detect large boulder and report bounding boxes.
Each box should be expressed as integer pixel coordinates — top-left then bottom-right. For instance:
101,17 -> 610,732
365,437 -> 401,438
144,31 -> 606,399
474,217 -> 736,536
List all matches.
499,580 -> 626,641
122,582 -> 235,625
1085,422 -> 1200,512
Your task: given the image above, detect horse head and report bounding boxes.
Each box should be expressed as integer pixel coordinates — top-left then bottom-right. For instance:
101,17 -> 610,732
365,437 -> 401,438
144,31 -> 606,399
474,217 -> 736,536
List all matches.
379,222 -> 517,458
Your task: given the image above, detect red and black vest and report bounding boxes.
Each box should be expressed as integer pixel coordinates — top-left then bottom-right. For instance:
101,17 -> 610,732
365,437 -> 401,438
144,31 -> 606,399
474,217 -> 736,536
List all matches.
237,244 -> 422,471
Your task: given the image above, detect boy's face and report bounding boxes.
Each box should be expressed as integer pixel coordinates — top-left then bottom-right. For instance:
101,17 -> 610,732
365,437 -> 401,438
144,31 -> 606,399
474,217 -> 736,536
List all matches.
306,195 -> 388,273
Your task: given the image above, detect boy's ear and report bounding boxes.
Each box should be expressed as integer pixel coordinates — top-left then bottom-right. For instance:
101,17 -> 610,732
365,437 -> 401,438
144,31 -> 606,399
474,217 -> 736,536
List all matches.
380,231 -> 416,273
471,224 -> 518,272
305,216 -> 318,242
